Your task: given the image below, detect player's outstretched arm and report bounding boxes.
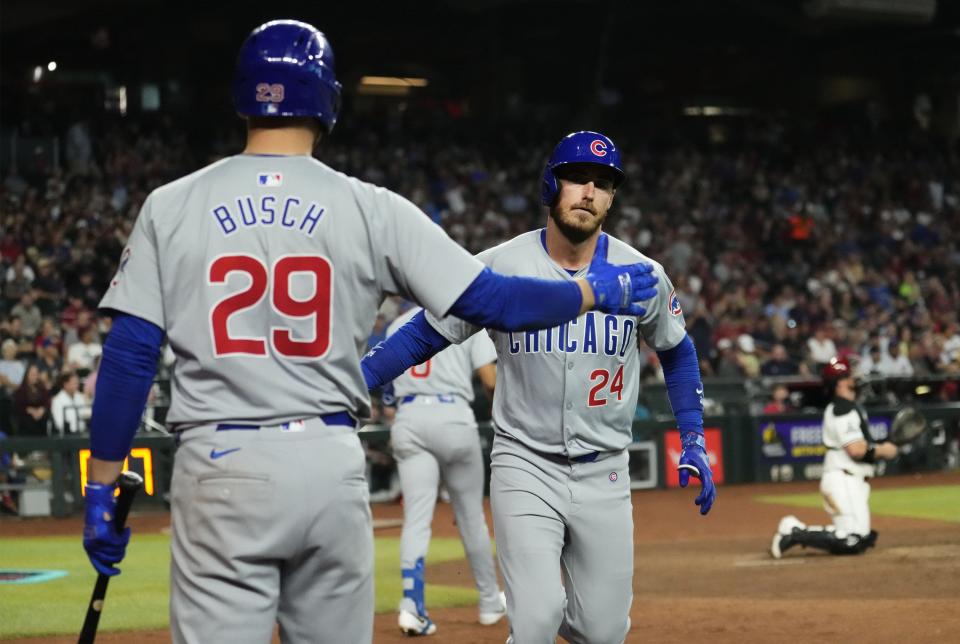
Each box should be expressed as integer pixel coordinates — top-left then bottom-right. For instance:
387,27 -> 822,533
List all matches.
658,335 -> 716,516
362,311 -> 450,390
451,236 -> 657,333
363,236 -> 658,390
83,313 -> 164,576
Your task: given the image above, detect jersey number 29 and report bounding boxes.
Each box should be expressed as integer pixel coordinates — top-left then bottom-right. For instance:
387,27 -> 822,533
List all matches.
209,254 -> 332,358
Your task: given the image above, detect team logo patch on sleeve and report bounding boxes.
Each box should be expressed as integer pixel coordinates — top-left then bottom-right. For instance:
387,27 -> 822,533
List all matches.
669,289 -> 682,316
110,246 -> 132,288
257,173 -> 282,187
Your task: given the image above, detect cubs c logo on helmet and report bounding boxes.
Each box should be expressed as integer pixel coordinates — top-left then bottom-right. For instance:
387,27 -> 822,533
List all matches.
590,139 -> 608,157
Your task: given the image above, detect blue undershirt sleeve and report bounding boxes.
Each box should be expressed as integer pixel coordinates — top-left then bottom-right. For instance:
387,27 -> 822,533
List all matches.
656,334 -> 704,437
361,311 -> 450,390
448,267 -> 582,331
89,313 -> 165,461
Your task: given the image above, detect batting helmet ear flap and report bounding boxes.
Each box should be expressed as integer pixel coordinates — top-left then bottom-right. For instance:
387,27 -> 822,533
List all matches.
541,163 -> 560,206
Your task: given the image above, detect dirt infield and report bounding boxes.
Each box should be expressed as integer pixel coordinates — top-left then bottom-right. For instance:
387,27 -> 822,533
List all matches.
4,470 -> 959,643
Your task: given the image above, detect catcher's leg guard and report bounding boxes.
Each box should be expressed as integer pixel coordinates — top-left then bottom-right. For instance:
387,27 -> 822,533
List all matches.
793,527 -> 868,555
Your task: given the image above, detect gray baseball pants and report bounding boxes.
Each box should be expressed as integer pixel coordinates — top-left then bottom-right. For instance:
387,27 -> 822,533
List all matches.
169,419 -> 373,644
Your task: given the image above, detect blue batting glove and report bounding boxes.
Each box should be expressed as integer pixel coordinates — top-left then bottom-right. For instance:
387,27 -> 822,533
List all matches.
584,235 -> 658,316
677,431 -> 716,516
83,483 -> 131,576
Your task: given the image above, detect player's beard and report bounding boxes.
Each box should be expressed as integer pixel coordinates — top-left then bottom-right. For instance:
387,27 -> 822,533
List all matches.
549,202 -> 608,244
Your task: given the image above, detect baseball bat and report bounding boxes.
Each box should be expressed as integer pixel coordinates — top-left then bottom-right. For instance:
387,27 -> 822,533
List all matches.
78,471 -> 144,644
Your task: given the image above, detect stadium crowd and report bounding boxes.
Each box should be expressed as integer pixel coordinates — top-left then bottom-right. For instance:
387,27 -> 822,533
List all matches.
0,107 -> 958,444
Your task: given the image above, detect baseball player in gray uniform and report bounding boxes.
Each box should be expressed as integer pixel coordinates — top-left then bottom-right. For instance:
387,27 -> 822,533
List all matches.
79,22 -> 663,644
386,306 -> 506,636
363,131 -> 717,644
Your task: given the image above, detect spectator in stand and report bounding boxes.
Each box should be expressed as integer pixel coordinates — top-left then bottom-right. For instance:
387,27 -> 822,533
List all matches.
761,344 -> 800,377
66,323 -> 102,375
32,317 -> 59,350
10,292 -> 42,339
3,256 -> 34,308
1,315 -> 32,358
13,363 -> 49,436
59,293 -> 90,333
806,325 -> 837,372
879,342 -> 914,377
34,337 -> 63,390
50,371 -> 90,434
715,338 -> 745,378
941,322 -> 960,369
762,384 -> 796,415
0,339 -> 26,395
32,258 -> 64,317
736,334 -> 761,379
857,345 -> 884,378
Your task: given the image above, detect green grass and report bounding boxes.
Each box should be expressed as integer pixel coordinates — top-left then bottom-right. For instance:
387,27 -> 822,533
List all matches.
0,535 -> 479,639
756,484 -> 960,523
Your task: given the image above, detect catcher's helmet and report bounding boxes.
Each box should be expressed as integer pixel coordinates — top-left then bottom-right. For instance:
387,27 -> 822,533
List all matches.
821,356 -> 852,387
233,20 -> 342,133
541,131 -> 625,206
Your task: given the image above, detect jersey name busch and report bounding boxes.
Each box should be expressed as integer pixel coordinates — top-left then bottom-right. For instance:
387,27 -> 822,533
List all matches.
507,312 -> 634,357
211,194 -> 327,237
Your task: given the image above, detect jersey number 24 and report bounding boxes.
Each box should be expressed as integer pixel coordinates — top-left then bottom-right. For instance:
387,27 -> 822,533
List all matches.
588,365 -> 624,407
208,254 -> 332,358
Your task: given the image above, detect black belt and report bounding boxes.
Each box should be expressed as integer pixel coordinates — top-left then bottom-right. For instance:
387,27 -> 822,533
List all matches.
498,432 -> 600,463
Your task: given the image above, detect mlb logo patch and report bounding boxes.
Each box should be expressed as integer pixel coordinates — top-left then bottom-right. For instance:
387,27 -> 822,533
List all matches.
668,289 -> 682,316
258,173 -> 282,187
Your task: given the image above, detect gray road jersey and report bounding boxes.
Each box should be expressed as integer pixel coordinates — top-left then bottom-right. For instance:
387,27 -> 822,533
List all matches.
387,307 -> 497,402
426,230 -> 686,456
100,155 -> 483,425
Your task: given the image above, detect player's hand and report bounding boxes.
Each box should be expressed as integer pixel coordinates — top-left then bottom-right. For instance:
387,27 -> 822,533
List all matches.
677,431 -> 716,516
83,483 -> 131,576
875,441 -> 898,460
583,235 -> 658,316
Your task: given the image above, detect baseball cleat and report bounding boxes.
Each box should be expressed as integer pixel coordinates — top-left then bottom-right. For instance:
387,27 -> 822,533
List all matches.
770,532 -> 786,559
398,609 -> 437,636
771,515 -> 804,559
479,591 -> 507,625
777,515 -> 805,535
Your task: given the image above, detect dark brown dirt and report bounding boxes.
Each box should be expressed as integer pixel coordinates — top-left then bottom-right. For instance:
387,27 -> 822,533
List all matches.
5,470 -> 959,643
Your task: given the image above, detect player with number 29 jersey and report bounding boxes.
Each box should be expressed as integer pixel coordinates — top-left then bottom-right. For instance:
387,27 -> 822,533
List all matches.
102,155 -> 482,427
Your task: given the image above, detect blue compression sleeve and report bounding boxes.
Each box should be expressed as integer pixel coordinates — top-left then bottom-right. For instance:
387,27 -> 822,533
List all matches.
449,267 -> 582,331
90,314 -> 164,461
657,334 -> 704,436
361,311 -> 450,390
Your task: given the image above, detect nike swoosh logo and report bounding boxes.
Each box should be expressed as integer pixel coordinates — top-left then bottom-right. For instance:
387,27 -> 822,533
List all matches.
696,386 -> 704,395
209,447 -> 242,460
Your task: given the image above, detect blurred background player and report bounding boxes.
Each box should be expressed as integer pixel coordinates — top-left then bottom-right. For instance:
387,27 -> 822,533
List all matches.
79,19 -> 663,644
771,357 -> 898,558
363,131 -> 716,644
384,304 -> 505,636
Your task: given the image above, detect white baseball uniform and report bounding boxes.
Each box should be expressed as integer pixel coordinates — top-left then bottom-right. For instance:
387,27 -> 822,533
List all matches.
100,154 -> 484,644
427,230 -> 686,644
387,307 -> 503,618
820,397 -> 874,537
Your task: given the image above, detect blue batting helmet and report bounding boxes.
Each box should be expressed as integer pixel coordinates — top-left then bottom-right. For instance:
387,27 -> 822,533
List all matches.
233,20 -> 342,133
540,131 -> 625,206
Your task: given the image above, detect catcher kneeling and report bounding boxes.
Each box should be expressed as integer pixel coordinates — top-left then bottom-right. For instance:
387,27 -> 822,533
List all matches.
771,357 -> 904,558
